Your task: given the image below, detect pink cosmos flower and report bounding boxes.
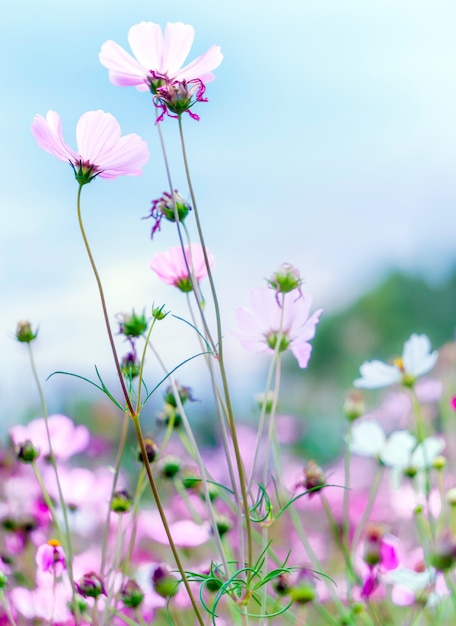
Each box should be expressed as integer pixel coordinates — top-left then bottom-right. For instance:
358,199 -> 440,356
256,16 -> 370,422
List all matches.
235,288 -> 322,368
149,243 -> 214,292
99,22 -> 223,93
36,540 -> 66,576
10,414 -> 90,461
31,110 -> 149,183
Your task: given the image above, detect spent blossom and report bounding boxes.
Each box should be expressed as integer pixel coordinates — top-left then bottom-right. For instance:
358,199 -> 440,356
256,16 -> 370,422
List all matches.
99,21 -> 223,92
146,190 -> 191,238
149,243 -> 214,292
31,110 -> 149,184
354,334 -> 438,389
235,288 -> 322,368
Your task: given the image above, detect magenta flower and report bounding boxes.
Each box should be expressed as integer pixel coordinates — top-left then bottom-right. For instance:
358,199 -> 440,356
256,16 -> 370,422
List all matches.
235,289 -> 322,368
31,110 -> 149,184
99,22 -> 223,93
149,243 -> 214,292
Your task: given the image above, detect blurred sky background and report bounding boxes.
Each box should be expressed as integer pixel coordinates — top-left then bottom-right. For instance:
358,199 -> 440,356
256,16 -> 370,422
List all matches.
2,0 -> 456,428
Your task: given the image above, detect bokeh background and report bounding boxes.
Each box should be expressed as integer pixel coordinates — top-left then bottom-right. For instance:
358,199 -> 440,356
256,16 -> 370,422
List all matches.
2,0 -> 456,443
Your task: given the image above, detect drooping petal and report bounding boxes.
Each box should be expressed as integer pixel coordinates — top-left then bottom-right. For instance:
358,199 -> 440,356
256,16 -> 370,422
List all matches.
402,334 -> 438,378
354,360 -> 402,389
31,111 -> 77,162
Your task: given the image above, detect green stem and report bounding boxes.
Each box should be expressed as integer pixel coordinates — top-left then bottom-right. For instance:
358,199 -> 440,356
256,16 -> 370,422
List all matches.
178,115 -> 253,575
100,412 -> 129,574
131,414 -> 205,626
351,466 -> 384,554
27,343 -> 78,622
76,184 -> 135,416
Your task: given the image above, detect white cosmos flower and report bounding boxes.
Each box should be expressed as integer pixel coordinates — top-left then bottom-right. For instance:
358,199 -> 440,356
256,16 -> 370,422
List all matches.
354,334 -> 438,389
349,420 -> 444,471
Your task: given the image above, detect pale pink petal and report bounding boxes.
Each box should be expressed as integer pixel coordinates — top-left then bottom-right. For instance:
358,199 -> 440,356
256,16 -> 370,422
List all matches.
99,40 -> 148,87
128,22 -> 163,71
76,110 -> 121,163
31,111 -> 77,162
161,23 -> 195,75
175,45 -> 224,83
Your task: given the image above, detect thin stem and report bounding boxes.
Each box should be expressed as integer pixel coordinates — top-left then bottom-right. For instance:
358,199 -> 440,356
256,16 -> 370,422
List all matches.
132,414 -> 205,626
0,589 -> 18,626
76,184 -> 135,417
26,343 -> 79,622
100,412 -> 129,575
178,115 -> 253,573
351,466 -> 384,554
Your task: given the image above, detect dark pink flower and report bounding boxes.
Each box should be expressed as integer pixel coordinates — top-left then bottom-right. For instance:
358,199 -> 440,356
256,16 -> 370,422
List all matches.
149,243 -> 214,292
235,288 -> 322,368
31,110 -> 149,183
99,22 -> 223,93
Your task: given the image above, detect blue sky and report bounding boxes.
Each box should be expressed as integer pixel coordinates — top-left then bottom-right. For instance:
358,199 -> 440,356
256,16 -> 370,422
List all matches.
2,0 -> 456,426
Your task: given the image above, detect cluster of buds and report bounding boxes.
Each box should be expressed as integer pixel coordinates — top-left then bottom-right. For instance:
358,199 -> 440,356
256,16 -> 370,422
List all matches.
145,190 -> 191,238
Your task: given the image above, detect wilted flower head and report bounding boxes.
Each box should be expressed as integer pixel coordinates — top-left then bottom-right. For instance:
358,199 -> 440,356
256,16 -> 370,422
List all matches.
267,263 -> 302,295
31,110 -> 149,184
99,21 -> 223,92
146,190 -> 191,238
354,334 -> 438,389
235,288 -> 322,368
149,243 -> 214,292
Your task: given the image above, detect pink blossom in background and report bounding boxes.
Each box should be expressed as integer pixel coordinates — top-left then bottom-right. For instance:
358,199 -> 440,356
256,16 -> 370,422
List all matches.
149,243 -> 214,291
235,288 -> 322,368
99,22 -> 223,92
31,110 -> 149,181
451,396 -> 456,411
10,414 -> 89,461
36,540 -> 66,576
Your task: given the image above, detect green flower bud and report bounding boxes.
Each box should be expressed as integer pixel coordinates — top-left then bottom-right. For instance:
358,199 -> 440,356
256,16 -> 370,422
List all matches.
117,310 -> 148,338
267,263 -> 302,294
159,455 -> 181,479
76,571 -> 106,599
121,579 -> 144,608
111,490 -> 132,514
15,440 -> 40,464
152,564 -> 178,598
15,321 -> 38,343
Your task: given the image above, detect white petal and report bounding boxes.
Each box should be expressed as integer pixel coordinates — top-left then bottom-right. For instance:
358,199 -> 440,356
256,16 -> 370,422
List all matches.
402,334 -> 438,377
411,437 -> 445,469
381,430 -> 416,467
354,360 -> 401,389
349,420 -> 386,457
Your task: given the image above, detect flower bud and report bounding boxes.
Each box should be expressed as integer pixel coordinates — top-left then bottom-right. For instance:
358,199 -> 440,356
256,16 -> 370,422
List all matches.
111,490 -> 132,514
152,304 -> 168,320
363,525 -> 384,567
76,571 -> 106,599
137,438 -> 159,464
117,310 -> 148,338
164,383 -> 194,408
147,191 -> 191,237
303,461 -> 326,496
289,569 -> 316,604
273,572 -> 290,596
15,321 -> 38,343
159,455 -> 181,479
15,439 -> 40,464
0,571 -> 8,589
121,579 -> 144,608
429,531 -> 456,572
121,352 -> 140,379
343,390 -> 365,422
446,488 -> 456,506
267,263 -> 302,294
255,391 -> 275,414
214,514 -> 232,537
152,564 -> 178,598
433,455 -> 447,471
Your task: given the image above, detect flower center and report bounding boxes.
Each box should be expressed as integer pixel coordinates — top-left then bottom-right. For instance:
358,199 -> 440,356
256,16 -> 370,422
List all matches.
266,331 -> 290,352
